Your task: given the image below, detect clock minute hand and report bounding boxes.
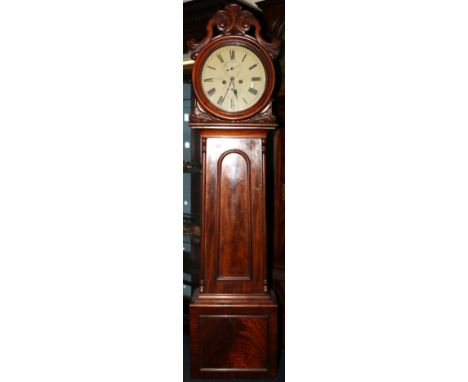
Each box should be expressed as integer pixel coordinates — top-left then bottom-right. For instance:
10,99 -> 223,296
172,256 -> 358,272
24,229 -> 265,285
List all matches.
231,78 -> 239,100
223,78 -> 233,101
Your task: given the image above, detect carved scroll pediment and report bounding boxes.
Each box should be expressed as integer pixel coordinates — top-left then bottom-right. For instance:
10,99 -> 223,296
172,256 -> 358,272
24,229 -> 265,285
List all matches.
187,3 -> 280,60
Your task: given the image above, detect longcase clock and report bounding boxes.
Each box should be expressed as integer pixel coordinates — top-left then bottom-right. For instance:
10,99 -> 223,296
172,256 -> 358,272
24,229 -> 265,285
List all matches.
188,4 -> 280,379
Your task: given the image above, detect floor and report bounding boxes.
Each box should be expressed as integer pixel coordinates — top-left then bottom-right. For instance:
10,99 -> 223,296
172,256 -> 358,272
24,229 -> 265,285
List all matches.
183,335 -> 285,381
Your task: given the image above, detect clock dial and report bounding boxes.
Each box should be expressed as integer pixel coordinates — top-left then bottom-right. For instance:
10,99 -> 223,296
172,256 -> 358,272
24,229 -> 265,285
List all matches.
200,45 -> 267,113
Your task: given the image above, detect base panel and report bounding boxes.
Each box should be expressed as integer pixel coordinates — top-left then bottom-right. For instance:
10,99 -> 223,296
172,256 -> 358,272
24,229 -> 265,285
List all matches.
190,289 -> 278,379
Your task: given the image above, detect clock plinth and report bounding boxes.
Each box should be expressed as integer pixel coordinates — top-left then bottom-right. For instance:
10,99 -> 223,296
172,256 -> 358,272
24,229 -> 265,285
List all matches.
188,4 -> 280,379
190,289 -> 278,379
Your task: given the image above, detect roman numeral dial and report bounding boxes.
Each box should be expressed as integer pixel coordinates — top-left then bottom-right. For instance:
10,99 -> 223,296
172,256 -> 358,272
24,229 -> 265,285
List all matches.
200,44 -> 267,113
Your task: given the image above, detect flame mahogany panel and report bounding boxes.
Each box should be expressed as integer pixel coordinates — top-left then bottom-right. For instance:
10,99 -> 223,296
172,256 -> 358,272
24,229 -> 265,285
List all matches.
190,296 -> 278,379
217,150 -> 251,279
202,130 -> 266,294
199,315 -> 268,369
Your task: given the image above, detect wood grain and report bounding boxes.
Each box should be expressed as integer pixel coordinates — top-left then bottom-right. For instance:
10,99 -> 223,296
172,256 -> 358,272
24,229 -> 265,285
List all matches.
217,150 -> 251,280
188,4 -> 280,378
190,290 -> 278,378
201,132 -> 266,294
199,315 -> 268,369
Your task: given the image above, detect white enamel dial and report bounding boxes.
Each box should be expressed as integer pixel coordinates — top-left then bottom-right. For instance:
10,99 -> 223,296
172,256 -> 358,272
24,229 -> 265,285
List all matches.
200,44 -> 267,113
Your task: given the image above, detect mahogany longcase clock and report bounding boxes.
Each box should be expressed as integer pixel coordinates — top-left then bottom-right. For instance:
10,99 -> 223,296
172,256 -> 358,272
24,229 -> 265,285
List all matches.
188,4 -> 280,379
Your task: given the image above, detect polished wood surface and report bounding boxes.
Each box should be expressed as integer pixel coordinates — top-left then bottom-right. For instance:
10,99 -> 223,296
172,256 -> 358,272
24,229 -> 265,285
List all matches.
218,150 -> 250,278
190,289 -> 278,379
188,4 -> 280,378
200,315 -> 268,368
200,129 -> 268,294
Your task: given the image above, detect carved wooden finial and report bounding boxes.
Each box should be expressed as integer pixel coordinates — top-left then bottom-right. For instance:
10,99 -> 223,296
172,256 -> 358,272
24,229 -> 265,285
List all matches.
225,3 -> 241,13
187,3 -> 280,60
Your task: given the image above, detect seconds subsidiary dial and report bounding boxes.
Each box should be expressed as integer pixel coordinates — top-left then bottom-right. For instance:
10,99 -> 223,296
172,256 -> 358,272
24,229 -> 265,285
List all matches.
200,44 -> 267,113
